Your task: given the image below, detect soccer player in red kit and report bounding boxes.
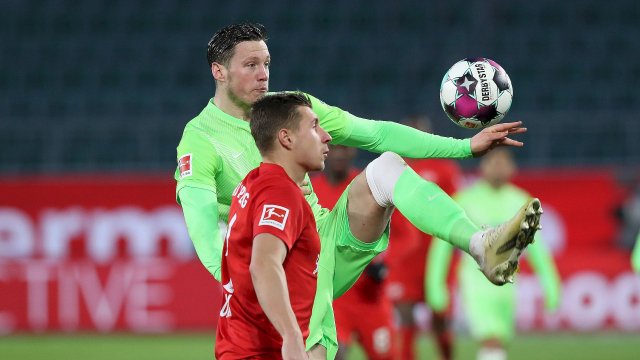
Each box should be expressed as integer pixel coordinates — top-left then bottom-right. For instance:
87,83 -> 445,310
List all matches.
215,92 -> 332,359
385,116 -> 462,360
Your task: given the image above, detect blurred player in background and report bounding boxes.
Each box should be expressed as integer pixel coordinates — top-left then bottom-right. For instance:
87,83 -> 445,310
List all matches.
426,149 -> 561,360
176,22 -> 541,359
216,93 -> 330,359
312,145 -> 398,360
385,115 -> 461,360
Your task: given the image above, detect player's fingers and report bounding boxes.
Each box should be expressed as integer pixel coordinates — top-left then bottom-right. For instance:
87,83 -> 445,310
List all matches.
489,121 -> 523,132
498,137 -> 524,147
486,130 -> 509,141
508,127 -> 527,134
299,180 -> 312,195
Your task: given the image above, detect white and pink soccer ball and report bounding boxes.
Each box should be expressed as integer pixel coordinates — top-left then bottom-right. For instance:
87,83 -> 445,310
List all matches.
440,58 -> 513,129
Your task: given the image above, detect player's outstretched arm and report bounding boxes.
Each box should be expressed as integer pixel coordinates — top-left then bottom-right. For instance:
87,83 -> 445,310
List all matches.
307,93 -> 472,159
426,238 -> 455,312
469,121 -> 527,157
632,231 -> 640,273
308,93 -> 528,160
179,186 -> 223,281
527,240 -> 561,311
251,234 -> 308,360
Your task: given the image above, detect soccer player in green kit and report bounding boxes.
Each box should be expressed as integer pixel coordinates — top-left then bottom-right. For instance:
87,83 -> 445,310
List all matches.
175,23 -> 543,359
632,231 -> 640,272
426,149 -> 561,360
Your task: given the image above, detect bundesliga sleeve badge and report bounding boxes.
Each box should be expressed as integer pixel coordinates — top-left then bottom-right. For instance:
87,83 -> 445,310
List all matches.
259,204 -> 290,230
178,154 -> 192,178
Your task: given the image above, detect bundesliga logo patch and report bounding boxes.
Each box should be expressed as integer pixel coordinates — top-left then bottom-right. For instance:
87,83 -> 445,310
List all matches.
259,204 -> 289,231
178,154 -> 192,178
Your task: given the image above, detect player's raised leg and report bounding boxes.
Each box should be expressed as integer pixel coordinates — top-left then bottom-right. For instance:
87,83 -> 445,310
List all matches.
346,151 -> 542,286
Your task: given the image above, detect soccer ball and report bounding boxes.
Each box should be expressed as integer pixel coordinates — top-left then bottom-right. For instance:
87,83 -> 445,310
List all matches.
439,57 -> 513,129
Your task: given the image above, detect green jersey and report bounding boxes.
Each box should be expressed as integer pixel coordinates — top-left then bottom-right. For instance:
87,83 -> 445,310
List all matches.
175,93 -> 473,281
175,92 -> 473,357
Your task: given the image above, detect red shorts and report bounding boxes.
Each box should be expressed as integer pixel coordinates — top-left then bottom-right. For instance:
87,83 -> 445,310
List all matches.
334,285 -> 396,360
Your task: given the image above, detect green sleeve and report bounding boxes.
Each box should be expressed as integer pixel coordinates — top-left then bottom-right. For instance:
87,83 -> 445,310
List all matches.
175,128 -> 224,281
425,238 -> 455,312
526,240 -> 561,311
175,128 -> 221,199
632,231 -> 640,273
308,93 -> 473,159
178,186 -> 222,282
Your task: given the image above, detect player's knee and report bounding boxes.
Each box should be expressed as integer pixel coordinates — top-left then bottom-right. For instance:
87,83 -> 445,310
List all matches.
365,152 -> 407,207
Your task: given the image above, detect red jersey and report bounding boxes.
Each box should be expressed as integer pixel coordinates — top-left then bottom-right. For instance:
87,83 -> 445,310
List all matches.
215,163 -> 321,359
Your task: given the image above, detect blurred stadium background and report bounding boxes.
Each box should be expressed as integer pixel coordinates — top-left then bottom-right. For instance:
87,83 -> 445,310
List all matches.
1,0 -> 639,359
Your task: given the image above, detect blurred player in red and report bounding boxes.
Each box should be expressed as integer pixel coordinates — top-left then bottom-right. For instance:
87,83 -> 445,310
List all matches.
215,93 -> 331,359
385,115 -> 462,360
313,145 -> 400,360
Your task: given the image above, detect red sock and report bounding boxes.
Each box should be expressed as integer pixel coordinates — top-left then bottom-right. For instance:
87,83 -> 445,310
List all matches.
398,327 -> 415,360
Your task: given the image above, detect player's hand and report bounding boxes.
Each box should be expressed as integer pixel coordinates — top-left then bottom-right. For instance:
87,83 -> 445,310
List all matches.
299,179 -> 312,196
282,332 -> 309,360
470,121 -> 527,157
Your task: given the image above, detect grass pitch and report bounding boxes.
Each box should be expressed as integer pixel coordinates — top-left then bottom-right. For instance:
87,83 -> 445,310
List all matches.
0,332 -> 636,359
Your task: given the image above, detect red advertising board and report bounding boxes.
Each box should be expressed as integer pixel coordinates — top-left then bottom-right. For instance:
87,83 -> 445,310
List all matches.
0,169 -> 638,333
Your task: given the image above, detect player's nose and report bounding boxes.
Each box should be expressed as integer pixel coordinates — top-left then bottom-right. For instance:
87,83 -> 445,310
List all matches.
319,126 -> 332,143
257,65 -> 269,81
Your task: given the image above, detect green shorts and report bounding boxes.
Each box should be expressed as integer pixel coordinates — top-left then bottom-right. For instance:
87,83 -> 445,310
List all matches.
459,257 -> 516,342
306,183 -> 390,359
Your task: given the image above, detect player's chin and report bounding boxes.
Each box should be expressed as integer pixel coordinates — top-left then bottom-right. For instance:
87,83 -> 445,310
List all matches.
312,161 -> 326,172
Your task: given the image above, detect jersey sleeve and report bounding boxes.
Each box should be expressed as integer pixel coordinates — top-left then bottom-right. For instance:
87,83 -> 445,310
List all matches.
175,127 -> 222,201
178,186 -> 223,281
526,240 -> 561,311
252,182 -> 303,250
425,238 -> 455,312
307,93 -> 473,159
175,127 -> 225,281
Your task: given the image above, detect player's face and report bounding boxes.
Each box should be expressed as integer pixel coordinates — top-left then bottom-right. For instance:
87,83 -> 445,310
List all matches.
224,41 -> 270,107
292,106 -> 332,172
481,150 -> 516,186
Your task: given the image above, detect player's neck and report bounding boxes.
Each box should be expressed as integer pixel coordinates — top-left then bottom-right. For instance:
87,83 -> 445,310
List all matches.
262,155 -> 307,185
213,92 -> 250,121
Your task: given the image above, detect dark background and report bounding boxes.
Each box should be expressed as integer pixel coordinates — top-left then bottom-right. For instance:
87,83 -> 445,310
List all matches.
1,0 -> 639,173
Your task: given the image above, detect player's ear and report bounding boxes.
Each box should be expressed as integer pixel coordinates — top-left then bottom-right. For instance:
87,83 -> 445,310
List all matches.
211,62 -> 226,82
278,128 -> 294,150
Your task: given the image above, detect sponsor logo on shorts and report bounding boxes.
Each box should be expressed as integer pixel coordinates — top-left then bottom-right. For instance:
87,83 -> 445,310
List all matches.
259,204 -> 289,231
178,154 -> 192,178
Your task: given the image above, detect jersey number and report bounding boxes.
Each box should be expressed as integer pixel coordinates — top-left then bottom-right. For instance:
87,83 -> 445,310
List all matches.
224,213 -> 237,257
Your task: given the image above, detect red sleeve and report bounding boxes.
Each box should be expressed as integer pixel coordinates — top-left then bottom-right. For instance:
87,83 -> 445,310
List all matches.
251,182 -> 303,250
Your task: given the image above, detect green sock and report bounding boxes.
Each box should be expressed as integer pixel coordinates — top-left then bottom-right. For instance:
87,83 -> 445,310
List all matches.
393,167 -> 478,253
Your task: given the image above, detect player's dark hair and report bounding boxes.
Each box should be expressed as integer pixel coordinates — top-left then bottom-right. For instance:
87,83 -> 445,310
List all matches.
250,92 -> 312,154
207,23 -> 268,67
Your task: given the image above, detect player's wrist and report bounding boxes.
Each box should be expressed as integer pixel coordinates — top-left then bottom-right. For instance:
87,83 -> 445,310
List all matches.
281,327 -> 303,340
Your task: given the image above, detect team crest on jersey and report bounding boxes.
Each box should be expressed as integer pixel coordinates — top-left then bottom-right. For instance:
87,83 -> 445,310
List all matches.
178,154 -> 192,178
259,204 -> 289,230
